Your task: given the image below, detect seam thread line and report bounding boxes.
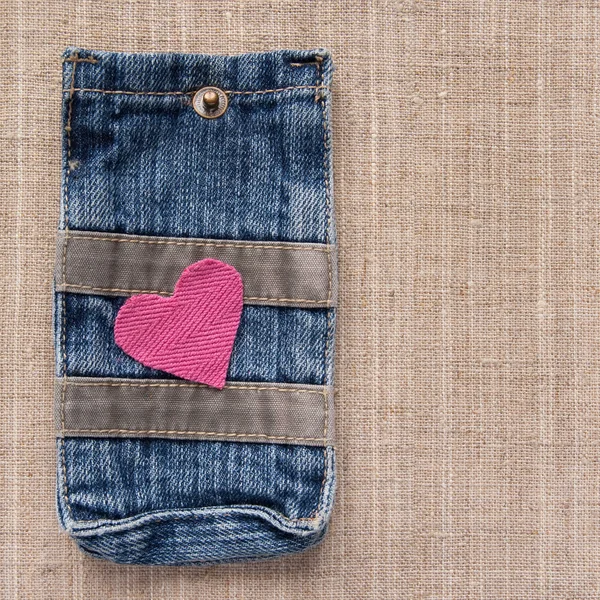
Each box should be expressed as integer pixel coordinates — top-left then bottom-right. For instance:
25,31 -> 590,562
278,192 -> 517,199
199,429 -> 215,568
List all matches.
60,429 -> 325,443
60,53 -> 78,521
62,231 -> 332,253
290,61 -> 322,67
59,282 -> 330,304
70,508 -> 323,539
63,84 -> 329,97
64,380 -> 324,394
301,55 -> 333,523
60,231 -> 333,304
63,57 -> 98,64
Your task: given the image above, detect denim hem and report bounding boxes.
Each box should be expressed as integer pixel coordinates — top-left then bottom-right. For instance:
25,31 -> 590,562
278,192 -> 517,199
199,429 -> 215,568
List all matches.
74,531 -> 330,567
73,523 -> 331,567
57,445 -> 336,565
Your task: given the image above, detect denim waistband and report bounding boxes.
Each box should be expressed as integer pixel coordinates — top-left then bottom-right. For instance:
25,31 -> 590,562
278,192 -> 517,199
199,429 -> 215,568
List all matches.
62,47 -> 333,95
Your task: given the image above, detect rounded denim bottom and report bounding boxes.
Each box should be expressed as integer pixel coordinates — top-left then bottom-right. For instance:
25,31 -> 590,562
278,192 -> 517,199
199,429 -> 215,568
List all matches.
68,509 -> 330,566
56,442 -> 335,565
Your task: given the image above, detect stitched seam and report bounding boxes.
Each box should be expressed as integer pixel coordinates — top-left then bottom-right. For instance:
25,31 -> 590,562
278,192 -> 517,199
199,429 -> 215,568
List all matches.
318,56 -> 331,519
59,282 -> 330,304
60,53 -> 78,521
299,56 -> 332,523
63,231 -> 331,253
296,394 -> 330,522
229,85 -> 326,96
61,429 -> 325,443
64,84 -> 329,96
65,380 -> 324,394
290,61 -> 322,67
63,56 -> 98,64
68,89 -> 189,96
61,232 -> 333,302
72,507 -> 320,535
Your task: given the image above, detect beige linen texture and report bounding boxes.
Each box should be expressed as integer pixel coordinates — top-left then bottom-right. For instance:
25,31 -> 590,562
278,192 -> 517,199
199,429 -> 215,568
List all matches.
2,1 -> 600,598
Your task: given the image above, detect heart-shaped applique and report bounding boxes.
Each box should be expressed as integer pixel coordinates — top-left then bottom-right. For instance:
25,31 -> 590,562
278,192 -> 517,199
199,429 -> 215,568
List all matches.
114,259 -> 243,389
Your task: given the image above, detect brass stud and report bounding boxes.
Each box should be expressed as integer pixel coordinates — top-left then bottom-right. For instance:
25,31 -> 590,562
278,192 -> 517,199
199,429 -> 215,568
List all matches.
193,86 -> 228,119
202,90 -> 219,109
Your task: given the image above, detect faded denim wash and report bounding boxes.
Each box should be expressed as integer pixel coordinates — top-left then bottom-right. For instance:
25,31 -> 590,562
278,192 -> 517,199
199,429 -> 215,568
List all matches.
55,48 -> 336,565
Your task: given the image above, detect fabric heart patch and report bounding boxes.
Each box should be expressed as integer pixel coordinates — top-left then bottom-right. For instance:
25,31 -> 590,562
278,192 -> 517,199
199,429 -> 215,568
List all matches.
114,259 -> 243,389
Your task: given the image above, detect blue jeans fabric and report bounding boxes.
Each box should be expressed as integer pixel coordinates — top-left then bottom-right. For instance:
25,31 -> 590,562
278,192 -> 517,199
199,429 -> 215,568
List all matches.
61,51 -> 333,244
55,48 -> 336,565
62,294 -> 329,385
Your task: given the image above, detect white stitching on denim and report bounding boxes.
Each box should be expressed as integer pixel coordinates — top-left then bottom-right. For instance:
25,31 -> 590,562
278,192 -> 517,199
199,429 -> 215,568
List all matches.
68,89 -> 189,96
71,504 -> 326,536
64,231 -> 332,253
297,54 -> 334,523
63,85 -> 329,97
228,85 -> 327,96
60,53 -> 79,520
290,61 -> 322,68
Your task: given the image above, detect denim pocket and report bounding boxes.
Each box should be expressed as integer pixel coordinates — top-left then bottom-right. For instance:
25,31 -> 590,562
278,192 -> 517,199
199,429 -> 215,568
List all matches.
54,48 -> 336,565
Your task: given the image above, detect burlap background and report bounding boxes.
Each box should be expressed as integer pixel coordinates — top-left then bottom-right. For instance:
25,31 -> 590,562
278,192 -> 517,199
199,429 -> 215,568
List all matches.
2,1 -> 600,598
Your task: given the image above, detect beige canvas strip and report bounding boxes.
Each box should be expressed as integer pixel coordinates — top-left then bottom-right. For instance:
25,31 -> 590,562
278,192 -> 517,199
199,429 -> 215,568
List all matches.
54,230 -> 337,308
55,377 -> 334,447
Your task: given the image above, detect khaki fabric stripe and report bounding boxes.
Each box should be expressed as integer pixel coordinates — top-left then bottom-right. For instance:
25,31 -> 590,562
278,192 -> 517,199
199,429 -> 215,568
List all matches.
55,377 -> 334,447
54,230 -> 337,308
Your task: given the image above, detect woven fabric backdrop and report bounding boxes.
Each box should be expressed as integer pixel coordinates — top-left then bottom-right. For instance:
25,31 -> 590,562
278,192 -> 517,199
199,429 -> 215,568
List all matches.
2,1 -> 600,598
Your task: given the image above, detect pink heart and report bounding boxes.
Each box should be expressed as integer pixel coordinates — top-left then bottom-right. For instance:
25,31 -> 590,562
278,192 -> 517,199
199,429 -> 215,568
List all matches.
114,259 -> 243,389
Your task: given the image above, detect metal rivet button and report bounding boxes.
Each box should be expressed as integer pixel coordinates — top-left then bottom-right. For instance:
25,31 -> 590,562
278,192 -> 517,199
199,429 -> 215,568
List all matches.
193,86 -> 228,119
